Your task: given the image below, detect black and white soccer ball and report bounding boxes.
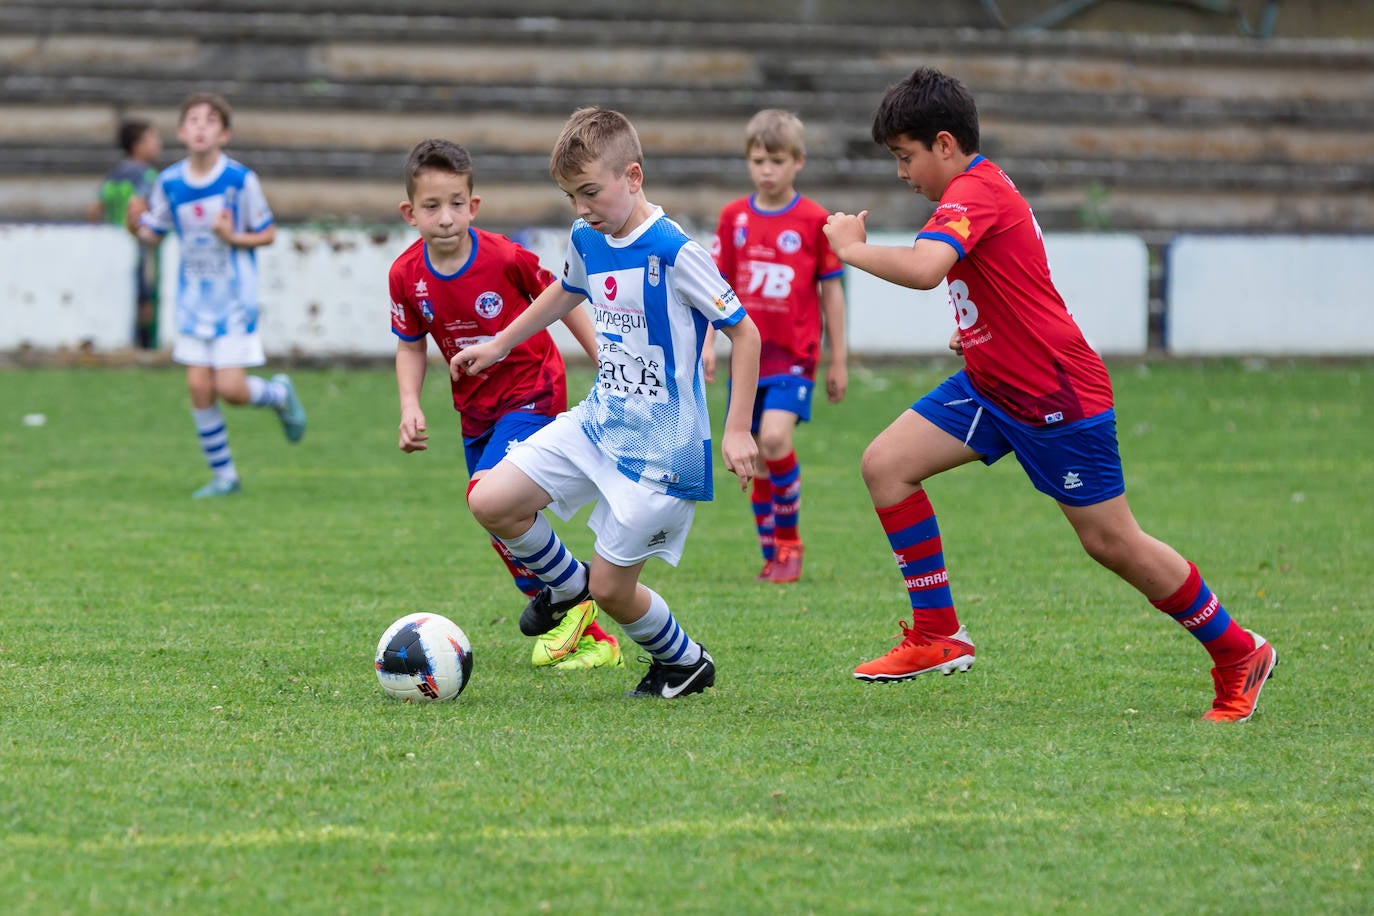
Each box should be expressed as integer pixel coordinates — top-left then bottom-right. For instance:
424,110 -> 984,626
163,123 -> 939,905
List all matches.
374,613 -> 473,702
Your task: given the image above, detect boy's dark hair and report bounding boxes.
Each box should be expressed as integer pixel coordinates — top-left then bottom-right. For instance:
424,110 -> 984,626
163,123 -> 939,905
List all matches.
871,67 -> 980,154
117,118 -> 153,156
549,107 -> 642,182
403,138 -> 474,198
179,92 -> 233,129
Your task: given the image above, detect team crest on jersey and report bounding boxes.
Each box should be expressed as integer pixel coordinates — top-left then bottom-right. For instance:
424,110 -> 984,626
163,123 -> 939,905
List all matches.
475,291 -> 503,319
420,299 -> 434,323
733,225 -> 748,248
647,255 -> 660,287
777,229 -> 802,254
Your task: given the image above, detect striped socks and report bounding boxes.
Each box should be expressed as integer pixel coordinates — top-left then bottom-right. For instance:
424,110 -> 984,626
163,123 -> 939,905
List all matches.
1151,561 -> 1255,666
192,406 -> 237,483
877,489 -> 958,638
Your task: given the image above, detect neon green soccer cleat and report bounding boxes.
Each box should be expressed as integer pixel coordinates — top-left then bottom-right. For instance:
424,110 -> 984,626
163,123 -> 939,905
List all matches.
531,599 -> 597,667
553,634 -> 624,670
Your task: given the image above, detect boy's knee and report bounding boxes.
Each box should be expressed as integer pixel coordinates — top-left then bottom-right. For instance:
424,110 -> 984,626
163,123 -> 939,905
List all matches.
756,428 -> 792,459
861,441 -> 905,490
465,480 -> 499,528
1077,528 -> 1130,571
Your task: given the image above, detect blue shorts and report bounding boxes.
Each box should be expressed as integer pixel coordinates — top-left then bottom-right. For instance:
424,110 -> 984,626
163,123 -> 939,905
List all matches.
730,375 -> 814,434
913,371 -> 1125,507
462,410 -> 557,477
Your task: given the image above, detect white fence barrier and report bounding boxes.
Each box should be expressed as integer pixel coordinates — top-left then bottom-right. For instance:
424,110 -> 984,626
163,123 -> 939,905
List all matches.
0,225 -> 141,350
847,231 -> 1149,356
1166,235 -> 1374,356
4,225 -> 1372,357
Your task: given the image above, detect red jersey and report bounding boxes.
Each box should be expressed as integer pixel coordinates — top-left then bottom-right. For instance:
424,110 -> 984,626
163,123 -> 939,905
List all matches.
920,156 -> 1114,426
389,227 -> 567,438
712,193 -> 844,380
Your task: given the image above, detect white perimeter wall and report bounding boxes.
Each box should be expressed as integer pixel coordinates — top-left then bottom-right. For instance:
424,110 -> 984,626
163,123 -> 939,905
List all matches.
1166,235 -> 1374,356
847,231 -> 1150,355
0,225 -> 142,350
3,225 -> 1372,357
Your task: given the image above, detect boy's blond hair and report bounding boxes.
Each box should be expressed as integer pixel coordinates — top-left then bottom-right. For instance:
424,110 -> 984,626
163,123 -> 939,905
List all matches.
549,107 -> 643,181
745,109 -> 805,158
179,91 -> 233,129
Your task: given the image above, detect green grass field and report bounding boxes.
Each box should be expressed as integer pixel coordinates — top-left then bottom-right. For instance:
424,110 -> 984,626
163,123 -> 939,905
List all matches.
2,360 -> 1371,914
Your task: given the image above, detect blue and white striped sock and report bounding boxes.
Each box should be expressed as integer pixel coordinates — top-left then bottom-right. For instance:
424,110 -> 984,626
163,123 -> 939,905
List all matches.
619,587 -> 701,666
246,375 -> 286,408
497,513 -> 585,602
192,406 -> 237,482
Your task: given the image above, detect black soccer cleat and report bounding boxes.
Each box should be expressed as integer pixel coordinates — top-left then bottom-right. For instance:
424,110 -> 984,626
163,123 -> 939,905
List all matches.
518,563 -> 591,636
626,649 -> 716,699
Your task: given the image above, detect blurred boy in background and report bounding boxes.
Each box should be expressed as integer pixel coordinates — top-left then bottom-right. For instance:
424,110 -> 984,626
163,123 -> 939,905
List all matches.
710,109 -> 849,583
89,117 -> 162,348
130,92 -> 306,499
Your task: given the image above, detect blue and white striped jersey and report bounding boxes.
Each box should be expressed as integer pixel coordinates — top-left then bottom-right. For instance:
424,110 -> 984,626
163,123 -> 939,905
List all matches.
561,207 -> 746,501
142,154 -> 274,339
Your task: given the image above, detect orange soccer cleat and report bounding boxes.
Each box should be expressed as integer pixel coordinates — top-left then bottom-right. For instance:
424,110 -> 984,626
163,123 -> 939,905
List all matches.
853,622 -> 975,682
1202,630 -> 1277,723
768,541 -> 804,583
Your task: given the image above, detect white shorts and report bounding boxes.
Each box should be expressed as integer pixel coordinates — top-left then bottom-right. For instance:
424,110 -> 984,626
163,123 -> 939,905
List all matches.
504,413 -> 696,567
173,332 -> 266,369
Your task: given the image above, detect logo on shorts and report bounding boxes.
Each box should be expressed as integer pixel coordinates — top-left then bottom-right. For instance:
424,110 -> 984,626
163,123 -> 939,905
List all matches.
777,229 -> 802,254
1044,411 -> 1064,424
1062,471 -> 1083,490
475,291 -> 503,319
647,529 -> 669,548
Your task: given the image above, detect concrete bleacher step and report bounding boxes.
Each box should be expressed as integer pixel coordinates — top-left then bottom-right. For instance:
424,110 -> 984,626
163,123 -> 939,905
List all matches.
3,4 -> 1373,232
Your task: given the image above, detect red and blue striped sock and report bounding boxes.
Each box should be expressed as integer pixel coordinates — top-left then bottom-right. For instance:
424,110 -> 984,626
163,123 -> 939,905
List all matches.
1151,561 -> 1255,666
877,489 -> 958,638
750,476 -> 775,561
767,451 -> 801,545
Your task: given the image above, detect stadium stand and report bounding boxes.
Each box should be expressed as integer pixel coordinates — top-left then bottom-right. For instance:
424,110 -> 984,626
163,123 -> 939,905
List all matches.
3,0 -> 1373,239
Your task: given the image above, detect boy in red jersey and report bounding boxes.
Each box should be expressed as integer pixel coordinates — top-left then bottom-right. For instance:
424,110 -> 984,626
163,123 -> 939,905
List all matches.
709,110 -> 849,583
823,68 -> 1276,722
390,138 -> 619,671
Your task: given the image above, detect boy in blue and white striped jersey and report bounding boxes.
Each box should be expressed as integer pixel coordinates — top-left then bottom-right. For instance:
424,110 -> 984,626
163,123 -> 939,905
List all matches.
131,92 -> 305,499
456,107 -> 761,699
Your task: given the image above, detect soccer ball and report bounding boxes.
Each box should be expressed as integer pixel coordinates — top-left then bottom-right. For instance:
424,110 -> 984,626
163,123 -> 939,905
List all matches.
374,613 -> 473,702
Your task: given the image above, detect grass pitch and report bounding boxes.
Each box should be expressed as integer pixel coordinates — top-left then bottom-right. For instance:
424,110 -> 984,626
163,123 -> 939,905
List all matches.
2,359 -> 1371,914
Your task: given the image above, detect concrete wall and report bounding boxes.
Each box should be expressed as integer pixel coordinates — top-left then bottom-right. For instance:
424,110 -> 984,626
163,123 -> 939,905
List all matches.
847,231 -> 1149,356
1165,235 -> 1374,356
0,224 -> 142,350
2,225 -> 1372,357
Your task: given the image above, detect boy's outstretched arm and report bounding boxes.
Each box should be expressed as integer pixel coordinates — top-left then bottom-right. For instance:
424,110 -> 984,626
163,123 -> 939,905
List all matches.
453,284 -> 585,379
717,315 -> 761,490
824,210 -> 957,291
396,338 -> 429,453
